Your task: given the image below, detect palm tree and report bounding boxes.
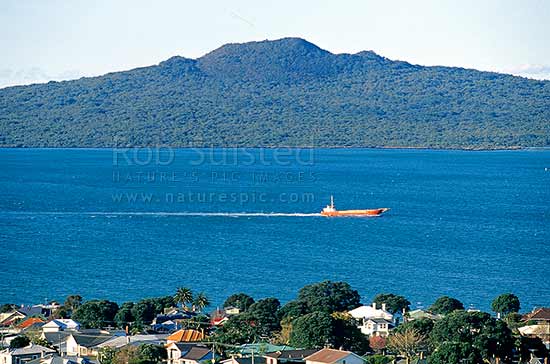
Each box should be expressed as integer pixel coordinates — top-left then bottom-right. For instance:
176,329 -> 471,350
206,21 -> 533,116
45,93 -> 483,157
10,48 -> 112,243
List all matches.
174,287 -> 193,310
193,292 -> 210,313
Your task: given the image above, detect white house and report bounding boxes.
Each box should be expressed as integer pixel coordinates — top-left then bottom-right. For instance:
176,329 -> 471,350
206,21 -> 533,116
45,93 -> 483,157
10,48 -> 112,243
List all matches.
348,303 -> 394,336
305,349 -> 364,364
65,333 -> 113,357
361,318 -> 394,337
0,344 -> 55,364
42,320 -> 80,333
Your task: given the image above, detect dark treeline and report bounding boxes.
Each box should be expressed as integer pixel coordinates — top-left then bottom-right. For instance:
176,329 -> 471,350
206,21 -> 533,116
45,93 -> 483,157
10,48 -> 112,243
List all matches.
1,38 -> 549,149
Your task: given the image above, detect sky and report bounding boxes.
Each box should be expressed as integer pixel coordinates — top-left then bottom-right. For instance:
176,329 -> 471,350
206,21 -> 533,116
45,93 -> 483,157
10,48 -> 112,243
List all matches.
1,0 -> 549,88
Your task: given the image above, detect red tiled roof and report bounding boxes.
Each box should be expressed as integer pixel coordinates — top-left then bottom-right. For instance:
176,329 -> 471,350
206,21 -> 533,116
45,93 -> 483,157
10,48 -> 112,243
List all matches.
18,317 -> 45,328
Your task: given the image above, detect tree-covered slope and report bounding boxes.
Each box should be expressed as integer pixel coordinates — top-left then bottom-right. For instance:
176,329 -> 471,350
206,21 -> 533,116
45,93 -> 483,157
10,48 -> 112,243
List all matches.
0,37 -> 548,148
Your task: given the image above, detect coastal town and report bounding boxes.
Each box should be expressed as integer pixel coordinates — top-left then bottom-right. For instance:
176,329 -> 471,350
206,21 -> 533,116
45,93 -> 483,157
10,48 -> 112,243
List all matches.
0,282 -> 548,364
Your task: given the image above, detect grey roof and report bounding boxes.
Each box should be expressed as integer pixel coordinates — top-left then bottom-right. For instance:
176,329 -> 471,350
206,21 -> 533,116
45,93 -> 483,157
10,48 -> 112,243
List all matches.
28,356 -> 95,364
265,350 -> 318,360
181,347 -> 214,361
43,331 -> 72,344
6,344 -> 56,356
232,358 -> 267,364
70,333 -> 114,348
16,306 -> 44,317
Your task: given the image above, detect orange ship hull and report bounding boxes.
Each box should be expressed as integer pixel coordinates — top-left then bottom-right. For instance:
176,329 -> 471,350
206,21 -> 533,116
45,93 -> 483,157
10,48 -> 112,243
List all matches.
320,208 -> 389,217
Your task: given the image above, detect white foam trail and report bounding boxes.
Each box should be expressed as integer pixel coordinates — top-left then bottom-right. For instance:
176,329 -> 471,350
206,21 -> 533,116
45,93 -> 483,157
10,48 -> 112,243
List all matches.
2,211 -> 322,217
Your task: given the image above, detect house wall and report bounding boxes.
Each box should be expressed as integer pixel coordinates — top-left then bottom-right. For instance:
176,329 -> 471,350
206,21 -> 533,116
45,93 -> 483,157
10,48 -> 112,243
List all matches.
65,336 -> 78,356
335,354 -> 364,364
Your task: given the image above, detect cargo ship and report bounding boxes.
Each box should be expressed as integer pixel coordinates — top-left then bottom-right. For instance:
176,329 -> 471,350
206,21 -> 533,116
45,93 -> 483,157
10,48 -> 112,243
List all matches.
320,196 -> 389,217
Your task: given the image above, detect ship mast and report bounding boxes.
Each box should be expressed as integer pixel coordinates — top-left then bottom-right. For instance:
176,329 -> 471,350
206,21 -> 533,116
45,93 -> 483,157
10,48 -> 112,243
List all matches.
330,195 -> 334,209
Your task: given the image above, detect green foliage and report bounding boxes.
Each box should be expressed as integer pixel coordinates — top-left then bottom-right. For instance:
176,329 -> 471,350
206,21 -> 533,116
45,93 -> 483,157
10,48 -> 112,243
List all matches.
373,293 -> 411,314
98,347 -> 117,364
223,293 -> 254,311
289,311 -> 369,352
111,344 -> 166,364
131,300 -> 156,325
289,311 -> 333,349
429,311 -> 514,361
1,38 -> 548,148
192,292 -> 210,312
429,296 -> 464,314
0,304 -> 16,313
428,342 -> 480,364
365,355 -> 393,364
174,287 -> 193,309
64,295 -> 83,311
115,302 -> 135,328
247,298 -> 281,336
297,280 -> 361,314
10,336 -> 30,348
212,313 -> 260,344
278,300 -> 308,321
72,300 -> 119,328
515,335 -> 549,361
395,318 -> 434,337
137,343 -> 167,364
491,293 -> 520,315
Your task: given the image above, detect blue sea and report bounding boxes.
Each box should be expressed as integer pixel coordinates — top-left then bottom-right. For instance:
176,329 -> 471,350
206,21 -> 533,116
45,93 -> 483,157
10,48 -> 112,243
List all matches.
0,148 -> 549,312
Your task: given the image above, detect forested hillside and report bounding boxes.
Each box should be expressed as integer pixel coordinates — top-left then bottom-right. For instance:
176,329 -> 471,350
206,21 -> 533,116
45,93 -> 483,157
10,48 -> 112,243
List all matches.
1,37 -> 548,148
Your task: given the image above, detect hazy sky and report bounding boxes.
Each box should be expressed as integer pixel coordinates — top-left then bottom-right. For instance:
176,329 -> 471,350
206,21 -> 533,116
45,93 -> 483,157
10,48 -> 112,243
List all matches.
1,0 -> 549,88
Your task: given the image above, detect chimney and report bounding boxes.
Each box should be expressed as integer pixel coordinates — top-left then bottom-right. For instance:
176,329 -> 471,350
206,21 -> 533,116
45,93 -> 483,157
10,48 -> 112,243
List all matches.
382,303 -> 387,311
372,302 -> 377,309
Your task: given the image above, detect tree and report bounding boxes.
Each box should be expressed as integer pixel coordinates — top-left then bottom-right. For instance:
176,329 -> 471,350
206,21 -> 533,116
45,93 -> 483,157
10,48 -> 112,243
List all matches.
64,295 -> 83,312
297,281 -> 361,314
429,310 -> 514,362
192,292 -> 210,312
369,336 -> 387,353
174,287 -> 193,309
386,328 -> 425,360
213,313 -> 260,344
289,311 -> 369,352
115,302 -> 135,328
278,300 -> 308,321
112,344 -> 166,364
0,304 -> 16,313
491,293 -> 520,317
396,318 -> 434,337
247,298 -> 281,336
131,300 -> 156,324
273,317 -> 293,345
373,293 -> 411,314
429,296 -> 464,315
113,346 -> 140,364
223,293 -> 255,312
290,311 -> 333,349
365,355 -> 393,364
72,300 -> 119,328
428,342 -> 481,364
10,335 -> 30,348
138,344 -> 167,364
149,296 -> 176,313
98,347 -> 117,364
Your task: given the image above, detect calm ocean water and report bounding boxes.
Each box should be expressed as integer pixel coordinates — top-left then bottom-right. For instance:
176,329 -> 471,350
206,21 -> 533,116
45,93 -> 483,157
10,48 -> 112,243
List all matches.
0,148 -> 549,312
